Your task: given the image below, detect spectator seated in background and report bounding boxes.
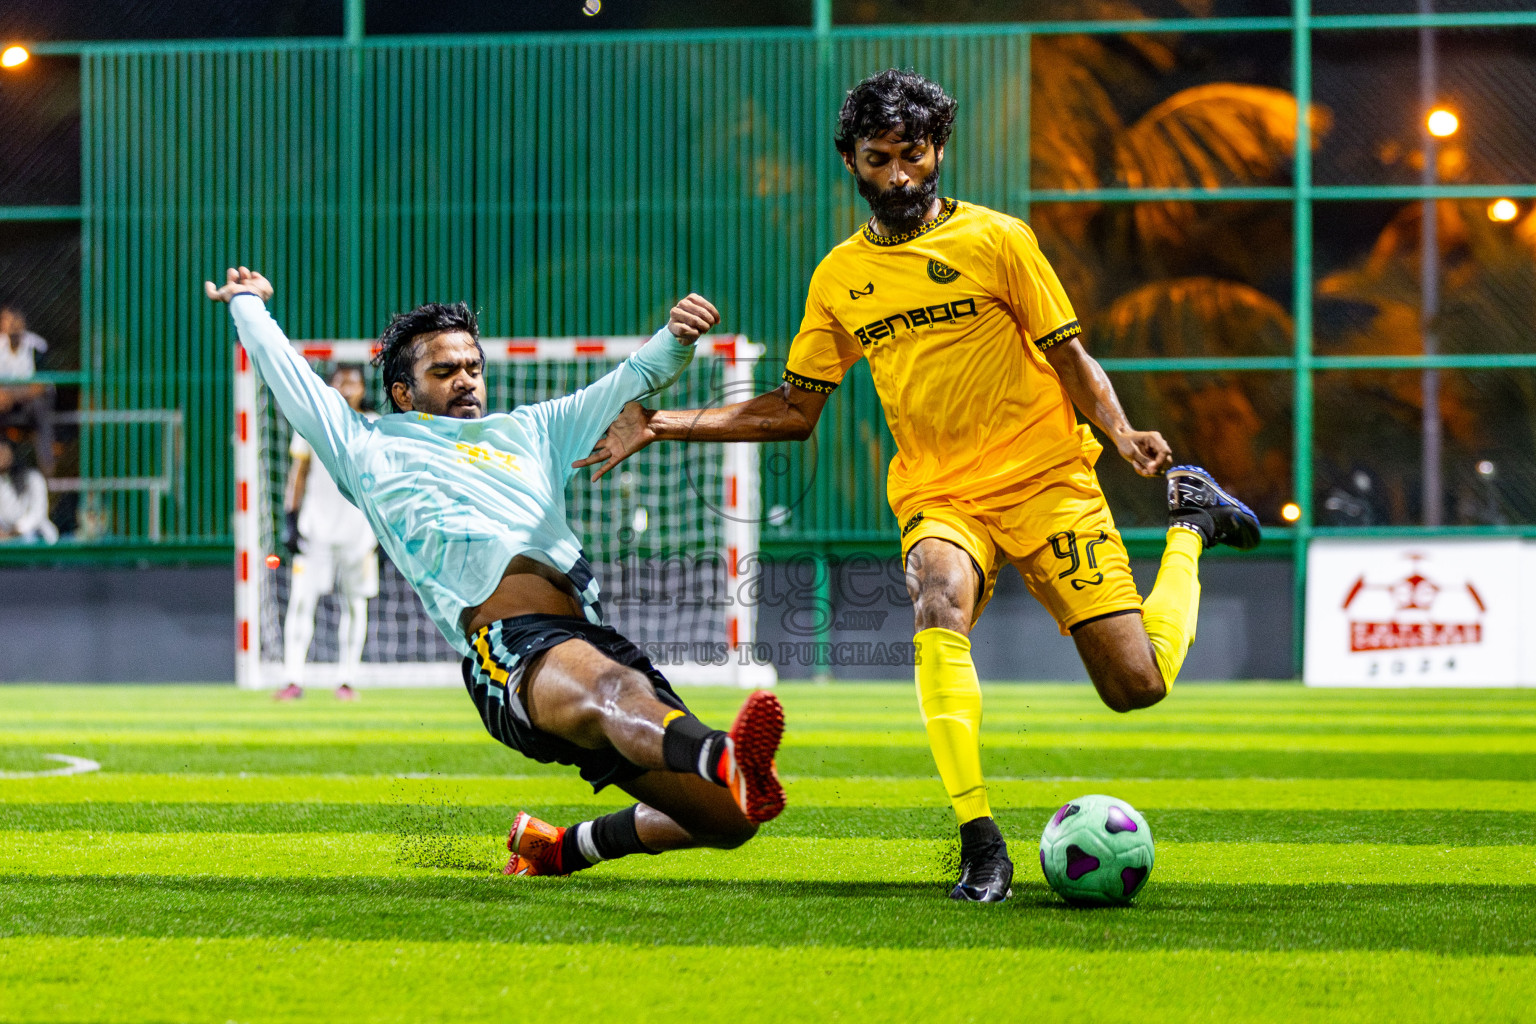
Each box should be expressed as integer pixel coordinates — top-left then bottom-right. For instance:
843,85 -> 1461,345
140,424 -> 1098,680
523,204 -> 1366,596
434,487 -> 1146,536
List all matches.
0,305 -> 56,476
0,438 -> 57,544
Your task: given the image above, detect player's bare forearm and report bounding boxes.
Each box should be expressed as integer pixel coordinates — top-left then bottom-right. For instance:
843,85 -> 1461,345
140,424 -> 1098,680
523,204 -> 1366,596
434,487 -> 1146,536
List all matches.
1045,339 -> 1172,477
575,384 -> 826,481
652,386 -> 820,443
1049,340 -> 1133,436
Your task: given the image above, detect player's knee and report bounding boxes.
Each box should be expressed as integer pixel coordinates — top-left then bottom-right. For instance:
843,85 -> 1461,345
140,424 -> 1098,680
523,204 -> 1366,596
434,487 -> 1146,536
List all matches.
549,666 -> 656,748
910,577 -> 970,633
703,818 -> 758,850
589,666 -> 654,718
1126,675 -> 1168,711
1100,668 -> 1166,713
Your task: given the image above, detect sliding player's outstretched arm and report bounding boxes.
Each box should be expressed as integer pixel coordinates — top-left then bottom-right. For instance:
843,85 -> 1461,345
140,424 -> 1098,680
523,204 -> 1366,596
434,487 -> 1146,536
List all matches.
203,267 -> 370,491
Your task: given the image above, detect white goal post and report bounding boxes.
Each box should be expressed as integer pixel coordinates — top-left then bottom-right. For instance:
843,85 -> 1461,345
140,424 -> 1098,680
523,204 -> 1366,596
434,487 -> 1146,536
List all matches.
234,334 -> 776,690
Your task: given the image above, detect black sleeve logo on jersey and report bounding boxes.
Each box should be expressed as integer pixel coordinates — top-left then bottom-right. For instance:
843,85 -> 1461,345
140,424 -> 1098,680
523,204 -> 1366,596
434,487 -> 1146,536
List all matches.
926,259 -> 961,284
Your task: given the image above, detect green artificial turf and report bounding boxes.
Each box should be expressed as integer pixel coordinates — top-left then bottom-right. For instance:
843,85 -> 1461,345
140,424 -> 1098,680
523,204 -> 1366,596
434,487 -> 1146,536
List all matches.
4,938 -> 1531,1024
1,682 -> 1534,1022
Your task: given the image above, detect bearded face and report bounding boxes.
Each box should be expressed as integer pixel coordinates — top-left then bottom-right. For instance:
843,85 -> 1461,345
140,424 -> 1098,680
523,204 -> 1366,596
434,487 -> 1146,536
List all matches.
855,163 -> 941,236
844,130 -> 945,236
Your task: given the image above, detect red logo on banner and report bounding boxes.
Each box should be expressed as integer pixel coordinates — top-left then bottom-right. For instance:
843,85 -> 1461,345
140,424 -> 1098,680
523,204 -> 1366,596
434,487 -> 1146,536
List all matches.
1342,554 -> 1486,654
1348,621 -> 1482,652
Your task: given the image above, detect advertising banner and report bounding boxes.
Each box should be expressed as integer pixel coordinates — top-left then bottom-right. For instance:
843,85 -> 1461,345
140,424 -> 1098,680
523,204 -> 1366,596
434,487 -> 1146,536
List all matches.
1304,539 -> 1530,687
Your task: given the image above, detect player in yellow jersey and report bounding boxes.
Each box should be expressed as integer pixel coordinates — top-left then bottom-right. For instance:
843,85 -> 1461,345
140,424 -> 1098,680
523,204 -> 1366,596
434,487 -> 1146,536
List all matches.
578,70 -> 1261,902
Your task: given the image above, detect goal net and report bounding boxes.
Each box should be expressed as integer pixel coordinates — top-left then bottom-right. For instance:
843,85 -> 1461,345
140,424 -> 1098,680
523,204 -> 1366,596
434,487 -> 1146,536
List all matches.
233,335 -> 775,690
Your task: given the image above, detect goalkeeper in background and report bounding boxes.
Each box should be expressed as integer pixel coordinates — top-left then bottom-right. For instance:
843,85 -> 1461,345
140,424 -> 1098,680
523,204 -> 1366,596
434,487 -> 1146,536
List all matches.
579,70 -> 1262,902
276,364 -> 379,702
206,267 -> 786,877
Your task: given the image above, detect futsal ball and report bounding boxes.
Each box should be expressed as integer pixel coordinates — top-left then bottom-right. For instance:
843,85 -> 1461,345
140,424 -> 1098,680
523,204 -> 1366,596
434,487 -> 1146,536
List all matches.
1039,794 -> 1154,906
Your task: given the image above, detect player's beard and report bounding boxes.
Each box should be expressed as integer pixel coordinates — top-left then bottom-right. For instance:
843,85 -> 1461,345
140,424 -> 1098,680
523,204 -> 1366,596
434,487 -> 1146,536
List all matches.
857,166 -> 941,237
411,386 -> 483,418
446,392 -> 483,418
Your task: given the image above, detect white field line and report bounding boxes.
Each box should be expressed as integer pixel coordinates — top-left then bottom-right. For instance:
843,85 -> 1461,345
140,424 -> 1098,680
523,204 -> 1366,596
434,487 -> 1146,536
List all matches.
0,754 -> 101,779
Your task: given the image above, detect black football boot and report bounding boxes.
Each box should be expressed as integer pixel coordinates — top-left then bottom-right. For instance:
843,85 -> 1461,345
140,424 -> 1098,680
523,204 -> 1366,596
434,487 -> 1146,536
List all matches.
950,817 -> 1014,903
1166,465 -> 1262,550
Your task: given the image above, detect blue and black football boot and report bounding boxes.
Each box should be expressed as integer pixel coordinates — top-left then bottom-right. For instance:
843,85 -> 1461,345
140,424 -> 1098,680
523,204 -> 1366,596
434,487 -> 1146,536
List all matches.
1166,465 -> 1262,550
950,817 -> 1014,903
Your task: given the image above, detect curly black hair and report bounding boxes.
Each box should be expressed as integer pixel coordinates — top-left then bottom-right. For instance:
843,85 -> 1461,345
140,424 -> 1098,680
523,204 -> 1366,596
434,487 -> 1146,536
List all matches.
833,69 -> 958,155
370,302 -> 482,413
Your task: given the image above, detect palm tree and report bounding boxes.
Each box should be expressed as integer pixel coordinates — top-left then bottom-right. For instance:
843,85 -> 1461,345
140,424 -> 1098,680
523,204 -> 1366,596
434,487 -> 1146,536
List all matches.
1093,278 -> 1296,524
1315,199 -> 1536,524
1027,22 -> 1329,524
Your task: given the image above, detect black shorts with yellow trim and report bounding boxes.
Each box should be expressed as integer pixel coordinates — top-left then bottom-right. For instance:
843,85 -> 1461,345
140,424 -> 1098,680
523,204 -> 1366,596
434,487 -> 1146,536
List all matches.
898,457 -> 1143,636
462,614 -> 690,792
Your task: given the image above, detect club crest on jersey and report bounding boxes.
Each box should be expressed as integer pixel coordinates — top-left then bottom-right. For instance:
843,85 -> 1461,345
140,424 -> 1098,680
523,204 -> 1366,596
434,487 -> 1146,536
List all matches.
849,282 -> 875,300
926,259 -> 960,284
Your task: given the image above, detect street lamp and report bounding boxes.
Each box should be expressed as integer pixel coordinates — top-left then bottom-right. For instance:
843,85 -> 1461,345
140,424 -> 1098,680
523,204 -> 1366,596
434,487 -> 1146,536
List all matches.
1488,199 -> 1518,222
0,46 -> 28,69
1426,107 -> 1459,137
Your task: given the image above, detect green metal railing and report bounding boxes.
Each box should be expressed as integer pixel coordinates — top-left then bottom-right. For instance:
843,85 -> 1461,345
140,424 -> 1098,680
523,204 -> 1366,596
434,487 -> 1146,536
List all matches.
1,5 -> 1534,676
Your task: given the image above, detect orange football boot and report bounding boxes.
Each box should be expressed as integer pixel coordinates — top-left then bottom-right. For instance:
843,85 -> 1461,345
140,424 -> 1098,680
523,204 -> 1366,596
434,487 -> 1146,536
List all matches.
504,811 -> 568,877
502,854 -> 537,877
722,690 -> 786,824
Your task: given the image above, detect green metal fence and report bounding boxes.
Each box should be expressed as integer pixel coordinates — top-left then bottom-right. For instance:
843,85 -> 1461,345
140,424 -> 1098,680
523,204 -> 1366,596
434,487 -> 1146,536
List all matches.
4,6 -> 1536,673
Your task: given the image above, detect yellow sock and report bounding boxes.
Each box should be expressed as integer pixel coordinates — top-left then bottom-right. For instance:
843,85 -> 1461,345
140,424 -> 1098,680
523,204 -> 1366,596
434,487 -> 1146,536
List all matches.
913,627 -> 992,824
1142,526 -> 1204,690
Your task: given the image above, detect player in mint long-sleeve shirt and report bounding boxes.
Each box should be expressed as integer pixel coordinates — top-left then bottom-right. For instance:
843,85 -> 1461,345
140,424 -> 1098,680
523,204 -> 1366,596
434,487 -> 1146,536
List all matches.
206,267 -> 784,878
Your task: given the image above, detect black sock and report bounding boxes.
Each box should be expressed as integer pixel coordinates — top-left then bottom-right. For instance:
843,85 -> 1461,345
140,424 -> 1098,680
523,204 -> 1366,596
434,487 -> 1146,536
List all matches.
959,816 -> 1006,862
661,713 -> 730,785
558,826 -> 592,874
560,806 -> 655,873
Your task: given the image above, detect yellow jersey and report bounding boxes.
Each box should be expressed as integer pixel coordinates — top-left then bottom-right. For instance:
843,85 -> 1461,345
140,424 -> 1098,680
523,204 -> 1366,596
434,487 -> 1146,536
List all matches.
783,198 -> 1099,516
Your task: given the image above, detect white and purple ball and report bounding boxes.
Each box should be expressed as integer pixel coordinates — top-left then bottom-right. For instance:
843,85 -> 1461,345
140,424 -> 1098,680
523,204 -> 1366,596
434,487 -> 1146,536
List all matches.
1039,794 -> 1154,906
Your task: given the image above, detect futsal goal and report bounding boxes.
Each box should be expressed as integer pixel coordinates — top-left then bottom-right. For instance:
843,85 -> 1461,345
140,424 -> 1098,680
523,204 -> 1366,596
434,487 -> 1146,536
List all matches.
233,334 -> 775,690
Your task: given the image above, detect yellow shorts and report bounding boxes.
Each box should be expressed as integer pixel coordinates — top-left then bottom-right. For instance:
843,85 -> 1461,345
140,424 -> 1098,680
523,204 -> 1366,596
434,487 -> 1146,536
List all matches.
898,457 -> 1143,635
